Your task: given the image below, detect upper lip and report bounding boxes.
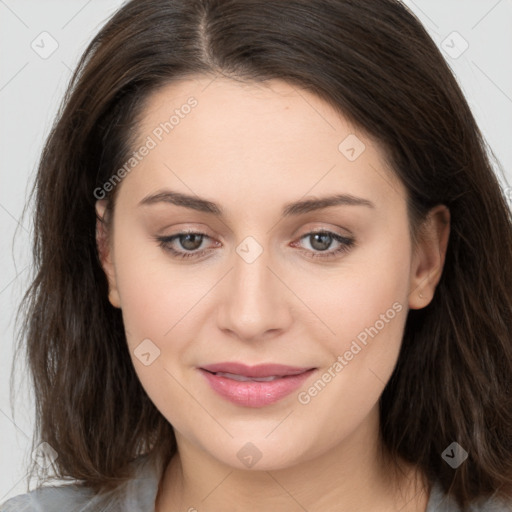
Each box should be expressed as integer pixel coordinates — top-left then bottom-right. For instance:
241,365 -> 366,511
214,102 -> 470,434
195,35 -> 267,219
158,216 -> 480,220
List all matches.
200,362 -> 315,378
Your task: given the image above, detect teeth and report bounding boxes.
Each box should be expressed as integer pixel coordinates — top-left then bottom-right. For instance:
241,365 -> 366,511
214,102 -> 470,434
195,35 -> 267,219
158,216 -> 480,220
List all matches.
215,372 -> 281,382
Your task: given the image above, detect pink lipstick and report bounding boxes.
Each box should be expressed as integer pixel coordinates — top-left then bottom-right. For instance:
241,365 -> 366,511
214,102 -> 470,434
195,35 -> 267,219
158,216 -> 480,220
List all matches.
199,362 -> 316,407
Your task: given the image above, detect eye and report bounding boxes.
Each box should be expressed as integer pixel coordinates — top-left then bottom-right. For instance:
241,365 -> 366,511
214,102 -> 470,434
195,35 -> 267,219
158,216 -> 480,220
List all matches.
155,229 -> 355,261
156,231 -> 216,260
292,230 -> 355,260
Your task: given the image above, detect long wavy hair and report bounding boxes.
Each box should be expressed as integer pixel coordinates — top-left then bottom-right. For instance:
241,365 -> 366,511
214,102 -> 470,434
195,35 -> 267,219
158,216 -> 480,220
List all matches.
9,0 -> 512,509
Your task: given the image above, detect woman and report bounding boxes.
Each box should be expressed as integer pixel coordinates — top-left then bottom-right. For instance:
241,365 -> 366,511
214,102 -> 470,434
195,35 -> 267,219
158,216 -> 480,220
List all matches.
2,0 -> 512,511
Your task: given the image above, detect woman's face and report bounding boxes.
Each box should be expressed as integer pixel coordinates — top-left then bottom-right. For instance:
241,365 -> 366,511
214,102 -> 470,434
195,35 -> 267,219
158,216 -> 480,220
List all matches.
97,76 -> 446,471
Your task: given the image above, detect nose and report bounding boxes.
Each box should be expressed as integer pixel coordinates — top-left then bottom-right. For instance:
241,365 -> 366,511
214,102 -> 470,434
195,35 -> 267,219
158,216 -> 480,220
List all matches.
216,243 -> 293,342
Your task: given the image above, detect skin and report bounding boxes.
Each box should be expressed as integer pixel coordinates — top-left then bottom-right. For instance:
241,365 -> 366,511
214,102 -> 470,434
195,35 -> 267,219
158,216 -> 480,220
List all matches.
96,76 -> 450,512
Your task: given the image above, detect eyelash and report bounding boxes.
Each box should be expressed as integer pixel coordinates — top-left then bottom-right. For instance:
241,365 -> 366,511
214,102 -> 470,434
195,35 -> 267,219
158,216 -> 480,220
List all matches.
155,230 -> 355,261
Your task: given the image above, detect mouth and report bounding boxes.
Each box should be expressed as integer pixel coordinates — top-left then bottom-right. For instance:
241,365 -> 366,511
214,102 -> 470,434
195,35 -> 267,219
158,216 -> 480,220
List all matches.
204,372 -> 292,382
198,362 -> 317,407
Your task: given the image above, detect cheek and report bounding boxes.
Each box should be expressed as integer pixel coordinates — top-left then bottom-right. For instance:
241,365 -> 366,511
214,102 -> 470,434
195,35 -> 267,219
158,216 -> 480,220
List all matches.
112,239 -> 208,428
111,231 -> 227,430
318,231 -> 410,347
310,232 -> 411,410
112,232 -> 203,355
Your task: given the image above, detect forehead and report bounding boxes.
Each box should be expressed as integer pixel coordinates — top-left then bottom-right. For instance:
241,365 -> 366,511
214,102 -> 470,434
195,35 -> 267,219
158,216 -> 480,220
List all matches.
120,76 -> 405,215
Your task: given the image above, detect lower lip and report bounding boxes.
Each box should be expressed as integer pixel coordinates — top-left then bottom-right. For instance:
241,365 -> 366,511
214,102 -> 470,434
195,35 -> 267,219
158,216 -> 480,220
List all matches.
199,368 -> 316,407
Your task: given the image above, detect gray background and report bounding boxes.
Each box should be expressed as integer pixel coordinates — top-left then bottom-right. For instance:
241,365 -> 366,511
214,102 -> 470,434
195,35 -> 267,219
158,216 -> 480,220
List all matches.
1,0 -> 511,502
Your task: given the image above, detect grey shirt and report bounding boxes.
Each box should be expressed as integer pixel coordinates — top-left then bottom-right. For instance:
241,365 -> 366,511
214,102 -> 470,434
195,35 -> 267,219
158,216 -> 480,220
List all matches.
1,454 -> 510,511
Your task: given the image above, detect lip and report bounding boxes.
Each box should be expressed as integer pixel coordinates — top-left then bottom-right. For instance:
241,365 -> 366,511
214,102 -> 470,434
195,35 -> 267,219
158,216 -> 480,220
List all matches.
198,363 -> 316,408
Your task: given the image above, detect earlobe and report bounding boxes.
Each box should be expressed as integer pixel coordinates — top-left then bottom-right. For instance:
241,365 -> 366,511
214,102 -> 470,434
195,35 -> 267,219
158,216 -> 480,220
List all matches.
408,205 -> 450,310
95,200 -> 121,309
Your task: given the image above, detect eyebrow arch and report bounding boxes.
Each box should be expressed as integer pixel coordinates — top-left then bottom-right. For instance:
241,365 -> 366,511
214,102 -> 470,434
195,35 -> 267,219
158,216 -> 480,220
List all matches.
138,190 -> 375,217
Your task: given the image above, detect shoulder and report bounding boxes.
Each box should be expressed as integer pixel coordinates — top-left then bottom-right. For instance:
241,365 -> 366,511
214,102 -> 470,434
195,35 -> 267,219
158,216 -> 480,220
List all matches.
426,481 -> 512,511
0,453 -> 163,512
0,483 -> 94,512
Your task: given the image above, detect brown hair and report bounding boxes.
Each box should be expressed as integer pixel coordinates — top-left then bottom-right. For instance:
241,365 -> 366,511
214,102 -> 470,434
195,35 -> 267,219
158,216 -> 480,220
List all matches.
10,0 -> 512,509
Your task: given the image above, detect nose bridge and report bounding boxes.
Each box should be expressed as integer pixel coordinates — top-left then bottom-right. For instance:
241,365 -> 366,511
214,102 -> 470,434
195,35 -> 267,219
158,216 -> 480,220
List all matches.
234,239 -> 273,302
216,234 -> 290,340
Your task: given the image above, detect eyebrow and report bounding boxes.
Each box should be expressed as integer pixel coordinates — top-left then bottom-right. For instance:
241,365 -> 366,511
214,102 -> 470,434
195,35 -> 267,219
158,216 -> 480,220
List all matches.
138,190 -> 375,217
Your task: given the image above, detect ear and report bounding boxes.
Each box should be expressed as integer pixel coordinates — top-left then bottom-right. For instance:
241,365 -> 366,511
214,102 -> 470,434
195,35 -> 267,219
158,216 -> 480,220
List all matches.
408,204 -> 450,309
95,200 -> 121,308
